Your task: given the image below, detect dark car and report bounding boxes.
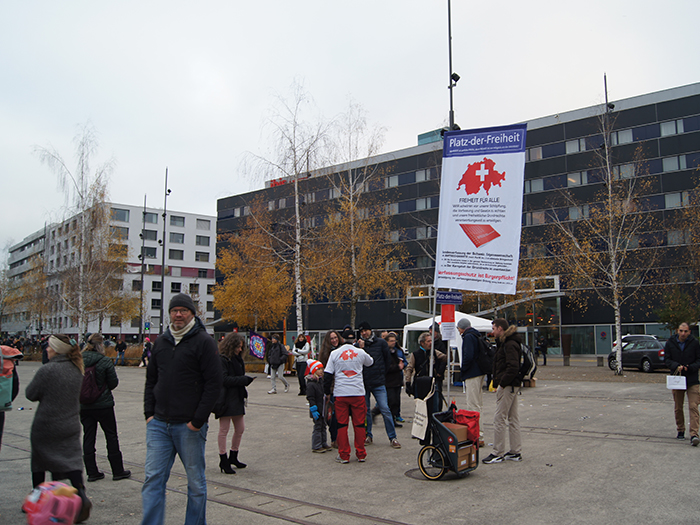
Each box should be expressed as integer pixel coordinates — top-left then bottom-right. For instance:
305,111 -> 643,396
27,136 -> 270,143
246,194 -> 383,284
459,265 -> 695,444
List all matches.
608,336 -> 666,373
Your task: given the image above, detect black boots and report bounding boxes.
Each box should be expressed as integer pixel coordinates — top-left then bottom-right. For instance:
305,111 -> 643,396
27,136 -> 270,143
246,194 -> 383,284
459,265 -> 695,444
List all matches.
107,453 -> 131,481
219,454 -> 236,474
84,454 -> 104,482
229,450 -> 247,469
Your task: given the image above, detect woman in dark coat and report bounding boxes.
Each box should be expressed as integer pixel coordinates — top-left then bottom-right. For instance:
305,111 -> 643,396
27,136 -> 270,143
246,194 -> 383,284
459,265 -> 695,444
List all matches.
25,334 -> 92,522
80,333 -> 131,482
216,333 -> 255,474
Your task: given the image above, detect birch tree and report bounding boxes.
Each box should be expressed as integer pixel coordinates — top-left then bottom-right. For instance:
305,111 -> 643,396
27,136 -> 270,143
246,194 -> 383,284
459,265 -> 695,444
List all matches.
549,109 -> 659,374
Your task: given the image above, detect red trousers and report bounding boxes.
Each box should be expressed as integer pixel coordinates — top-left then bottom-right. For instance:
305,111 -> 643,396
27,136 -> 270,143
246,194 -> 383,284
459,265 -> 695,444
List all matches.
334,396 -> 367,461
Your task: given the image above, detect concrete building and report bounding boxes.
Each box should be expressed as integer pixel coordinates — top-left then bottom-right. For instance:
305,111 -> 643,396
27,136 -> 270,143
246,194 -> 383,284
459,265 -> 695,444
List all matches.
3,203 -> 216,341
217,82 -> 700,354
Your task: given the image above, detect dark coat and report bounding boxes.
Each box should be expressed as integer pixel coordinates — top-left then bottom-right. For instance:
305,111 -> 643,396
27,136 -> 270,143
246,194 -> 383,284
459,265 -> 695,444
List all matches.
361,336 -> 391,388
664,334 -> 700,388
460,327 -> 483,380
144,317 -> 223,429
267,342 -> 288,367
385,347 -> 405,388
25,354 -> 83,473
306,374 -> 325,416
216,353 -> 253,418
80,350 -> 119,410
493,325 -> 521,389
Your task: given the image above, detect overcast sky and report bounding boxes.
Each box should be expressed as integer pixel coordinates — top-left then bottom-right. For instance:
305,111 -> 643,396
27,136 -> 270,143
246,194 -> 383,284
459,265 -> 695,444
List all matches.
1,0 -> 698,253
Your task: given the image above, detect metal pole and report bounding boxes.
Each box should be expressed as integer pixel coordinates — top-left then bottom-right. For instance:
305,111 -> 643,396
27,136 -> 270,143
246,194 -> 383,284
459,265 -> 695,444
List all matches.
138,194 -> 147,343
448,0 -> 455,130
159,168 -> 169,334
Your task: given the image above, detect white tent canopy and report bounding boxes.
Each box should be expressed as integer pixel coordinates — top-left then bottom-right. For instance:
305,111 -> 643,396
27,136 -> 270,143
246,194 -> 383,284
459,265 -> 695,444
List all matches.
402,312 -> 492,356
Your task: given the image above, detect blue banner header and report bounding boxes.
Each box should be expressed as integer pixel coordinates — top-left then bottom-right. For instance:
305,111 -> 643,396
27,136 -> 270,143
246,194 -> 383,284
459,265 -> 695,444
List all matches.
443,123 -> 527,157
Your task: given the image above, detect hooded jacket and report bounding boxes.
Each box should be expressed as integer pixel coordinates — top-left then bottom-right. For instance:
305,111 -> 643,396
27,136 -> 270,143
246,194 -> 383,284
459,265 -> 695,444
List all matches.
80,350 -> 119,410
144,317 -> 222,429
460,327 -> 483,380
492,325 -> 521,389
664,334 -> 700,388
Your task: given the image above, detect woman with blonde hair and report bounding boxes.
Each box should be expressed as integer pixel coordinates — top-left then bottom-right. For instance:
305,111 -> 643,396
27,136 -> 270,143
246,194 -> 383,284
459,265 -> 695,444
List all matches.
25,334 -> 92,522
215,333 -> 255,474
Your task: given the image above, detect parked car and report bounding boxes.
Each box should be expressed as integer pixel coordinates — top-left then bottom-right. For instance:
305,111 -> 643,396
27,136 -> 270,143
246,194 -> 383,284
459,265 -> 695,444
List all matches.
608,336 -> 666,373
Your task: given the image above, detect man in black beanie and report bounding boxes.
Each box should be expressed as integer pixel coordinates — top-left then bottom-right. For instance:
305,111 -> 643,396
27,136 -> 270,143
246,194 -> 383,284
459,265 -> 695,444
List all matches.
142,293 -> 222,524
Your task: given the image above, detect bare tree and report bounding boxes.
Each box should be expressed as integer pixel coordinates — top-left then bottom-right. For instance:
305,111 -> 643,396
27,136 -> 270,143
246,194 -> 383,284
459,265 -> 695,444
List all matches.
549,108 -> 660,374
34,123 -> 119,335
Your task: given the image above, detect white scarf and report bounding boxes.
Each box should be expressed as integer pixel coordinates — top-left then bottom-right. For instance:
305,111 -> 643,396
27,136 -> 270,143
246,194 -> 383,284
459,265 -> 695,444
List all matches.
171,318 -> 196,345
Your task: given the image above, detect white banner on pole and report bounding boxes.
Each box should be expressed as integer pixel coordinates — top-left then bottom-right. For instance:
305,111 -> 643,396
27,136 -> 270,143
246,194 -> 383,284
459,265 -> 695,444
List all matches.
434,124 -> 527,295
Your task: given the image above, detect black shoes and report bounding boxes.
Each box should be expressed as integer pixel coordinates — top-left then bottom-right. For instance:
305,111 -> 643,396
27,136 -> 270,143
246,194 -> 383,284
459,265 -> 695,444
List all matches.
229,450 -> 247,469
113,470 -> 131,481
87,472 -> 105,482
677,432 -> 685,440
219,454 -> 236,474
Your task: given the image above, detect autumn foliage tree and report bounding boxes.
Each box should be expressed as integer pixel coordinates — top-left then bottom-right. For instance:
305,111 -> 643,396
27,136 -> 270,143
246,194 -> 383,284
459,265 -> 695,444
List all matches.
214,200 -> 293,331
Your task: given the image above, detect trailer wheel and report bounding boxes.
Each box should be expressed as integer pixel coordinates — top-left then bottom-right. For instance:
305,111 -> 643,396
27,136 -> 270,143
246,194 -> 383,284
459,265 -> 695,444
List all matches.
418,445 -> 448,480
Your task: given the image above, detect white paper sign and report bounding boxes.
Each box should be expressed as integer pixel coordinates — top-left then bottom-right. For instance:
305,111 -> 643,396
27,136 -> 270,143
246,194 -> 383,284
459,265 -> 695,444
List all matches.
434,124 -> 527,294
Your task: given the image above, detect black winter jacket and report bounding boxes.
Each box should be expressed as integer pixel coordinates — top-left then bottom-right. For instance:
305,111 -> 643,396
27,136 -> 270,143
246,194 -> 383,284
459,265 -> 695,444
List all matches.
664,334 -> 700,388
267,342 -> 288,367
385,348 -> 405,388
492,325 -> 521,389
360,336 -> 391,388
306,374 -> 325,417
144,317 -> 223,429
216,353 -> 253,418
460,327 -> 483,380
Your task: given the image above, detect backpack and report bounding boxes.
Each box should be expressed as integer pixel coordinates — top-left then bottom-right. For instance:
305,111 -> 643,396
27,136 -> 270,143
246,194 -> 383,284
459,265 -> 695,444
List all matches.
475,335 -> 495,375
80,363 -> 106,404
518,343 -> 537,384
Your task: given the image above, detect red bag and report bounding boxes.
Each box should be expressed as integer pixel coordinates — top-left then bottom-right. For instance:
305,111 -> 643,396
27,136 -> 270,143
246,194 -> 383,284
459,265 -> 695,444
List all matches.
452,409 -> 480,443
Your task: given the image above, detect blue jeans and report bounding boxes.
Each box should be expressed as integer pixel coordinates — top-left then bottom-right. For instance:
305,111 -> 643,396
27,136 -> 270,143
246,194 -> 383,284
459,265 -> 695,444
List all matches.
365,385 -> 396,440
114,352 -> 125,366
142,419 -> 208,525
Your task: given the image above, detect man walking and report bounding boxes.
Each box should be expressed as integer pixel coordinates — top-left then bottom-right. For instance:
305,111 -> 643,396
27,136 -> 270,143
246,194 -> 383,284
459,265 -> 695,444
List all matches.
324,337 -> 374,463
482,318 -> 522,464
457,318 -> 484,417
357,321 -> 401,449
664,322 -> 700,445
114,339 -> 126,366
142,293 -> 222,525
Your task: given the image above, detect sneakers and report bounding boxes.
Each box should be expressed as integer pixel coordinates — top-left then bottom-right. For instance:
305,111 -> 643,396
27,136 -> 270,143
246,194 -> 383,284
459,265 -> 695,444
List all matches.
312,448 -> 327,453
331,441 -> 338,449
395,416 -> 405,423
365,436 -> 373,445
677,432 -> 686,440
390,438 -> 401,449
357,457 -> 366,463
322,444 -> 333,451
393,420 -> 403,428
692,436 -> 700,447
335,455 -> 349,464
482,453 -> 504,464
504,452 -> 522,462
267,389 -> 277,394
284,384 -> 289,393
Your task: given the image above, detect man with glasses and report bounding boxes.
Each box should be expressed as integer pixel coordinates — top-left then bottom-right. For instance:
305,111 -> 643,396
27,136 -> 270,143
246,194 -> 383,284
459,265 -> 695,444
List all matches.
664,322 -> 700,445
142,293 -> 222,524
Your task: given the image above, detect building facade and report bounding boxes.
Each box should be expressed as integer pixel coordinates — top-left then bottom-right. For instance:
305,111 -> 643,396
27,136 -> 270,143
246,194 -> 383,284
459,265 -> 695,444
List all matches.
4,203 -> 217,341
216,83 -> 700,354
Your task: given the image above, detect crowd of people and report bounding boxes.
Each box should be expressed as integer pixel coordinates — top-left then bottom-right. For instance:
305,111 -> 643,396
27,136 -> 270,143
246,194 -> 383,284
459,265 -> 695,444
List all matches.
6,311 -> 700,524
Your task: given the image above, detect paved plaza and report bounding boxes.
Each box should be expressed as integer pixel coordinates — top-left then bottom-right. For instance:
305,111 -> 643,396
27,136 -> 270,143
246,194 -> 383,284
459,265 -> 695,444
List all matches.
1,359 -> 697,524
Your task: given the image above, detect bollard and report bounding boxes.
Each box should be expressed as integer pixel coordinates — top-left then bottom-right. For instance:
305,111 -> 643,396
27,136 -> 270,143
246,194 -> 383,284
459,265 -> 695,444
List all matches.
597,356 -> 605,367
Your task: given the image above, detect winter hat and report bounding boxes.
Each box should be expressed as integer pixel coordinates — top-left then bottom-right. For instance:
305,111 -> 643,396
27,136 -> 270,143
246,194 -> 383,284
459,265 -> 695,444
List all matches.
357,321 -> 372,332
169,293 -> 196,314
457,318 -> 472,330
306,359 -> 323,376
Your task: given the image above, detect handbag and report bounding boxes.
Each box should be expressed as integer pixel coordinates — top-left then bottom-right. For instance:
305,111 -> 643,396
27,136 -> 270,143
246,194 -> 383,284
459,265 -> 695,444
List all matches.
666,369 -> 687,390
411,379 -> 435,440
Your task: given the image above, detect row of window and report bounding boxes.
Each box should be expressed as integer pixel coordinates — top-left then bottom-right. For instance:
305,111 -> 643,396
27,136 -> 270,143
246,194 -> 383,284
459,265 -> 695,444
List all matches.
388,226 -> 438,242
527,115 -> 700,162
150,298 -> 214,311
131,280 -> 215,295
110,208 -> 212,230
140,246 -> 211,262
524,191 -> 690,226
524,153 -> 699,194
524,229 -> 693,259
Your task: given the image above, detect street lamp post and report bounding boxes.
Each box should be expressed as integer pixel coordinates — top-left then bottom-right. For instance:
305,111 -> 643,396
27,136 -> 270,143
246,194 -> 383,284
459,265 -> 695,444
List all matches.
447,0 -> 460,130
138,194 -> 147,343
158,168 -> 171,335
